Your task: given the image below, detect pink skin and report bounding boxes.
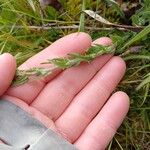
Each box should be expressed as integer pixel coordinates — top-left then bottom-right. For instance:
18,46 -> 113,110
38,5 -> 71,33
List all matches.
0,32 -> 129,150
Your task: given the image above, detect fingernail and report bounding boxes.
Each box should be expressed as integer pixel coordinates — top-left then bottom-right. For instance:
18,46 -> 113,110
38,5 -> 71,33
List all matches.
0,53 -> 5,57
0,53 -> 8,60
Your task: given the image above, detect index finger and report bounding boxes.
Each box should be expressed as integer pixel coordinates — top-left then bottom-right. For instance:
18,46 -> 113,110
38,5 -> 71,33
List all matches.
6,32 -> 92,104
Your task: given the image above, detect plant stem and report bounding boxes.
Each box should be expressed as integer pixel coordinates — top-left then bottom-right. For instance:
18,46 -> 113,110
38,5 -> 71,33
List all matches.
13,44 -> 115,86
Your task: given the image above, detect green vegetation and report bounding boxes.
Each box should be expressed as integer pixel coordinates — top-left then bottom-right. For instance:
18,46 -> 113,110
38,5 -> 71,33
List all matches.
13,44 -> 115,86
0,0 -> 150,149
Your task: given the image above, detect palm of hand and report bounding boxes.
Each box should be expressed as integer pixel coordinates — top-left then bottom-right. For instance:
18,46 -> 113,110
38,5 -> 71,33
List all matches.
0,33 -> 129,150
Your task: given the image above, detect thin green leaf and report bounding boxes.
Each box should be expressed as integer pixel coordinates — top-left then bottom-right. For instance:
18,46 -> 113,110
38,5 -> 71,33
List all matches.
123,24 -> 150,49
79,0 -> 86,32
124,55 -> 150,61
136,75 -> 150,90
139,83 -> 149,106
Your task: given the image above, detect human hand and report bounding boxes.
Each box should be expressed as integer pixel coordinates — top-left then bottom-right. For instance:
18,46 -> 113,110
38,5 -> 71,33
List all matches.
2,32 -> 129,150
0,53 -> 16,97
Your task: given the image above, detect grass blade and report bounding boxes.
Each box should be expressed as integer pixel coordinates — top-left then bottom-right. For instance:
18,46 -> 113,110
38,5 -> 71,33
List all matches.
79,0 -> 86,32
136,75 -> 150,90
123,24 -> 150,49
124,55 -> 150,61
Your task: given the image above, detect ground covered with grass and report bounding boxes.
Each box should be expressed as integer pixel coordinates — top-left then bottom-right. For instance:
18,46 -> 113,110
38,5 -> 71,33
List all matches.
0,0 -> 150,149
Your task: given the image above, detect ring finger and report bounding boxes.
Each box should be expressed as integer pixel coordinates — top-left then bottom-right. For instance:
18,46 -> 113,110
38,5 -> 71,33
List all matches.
55,56 -> 126,142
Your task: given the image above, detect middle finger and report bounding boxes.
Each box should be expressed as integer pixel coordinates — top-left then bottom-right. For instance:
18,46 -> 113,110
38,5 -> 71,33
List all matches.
31,38 -> 112,120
